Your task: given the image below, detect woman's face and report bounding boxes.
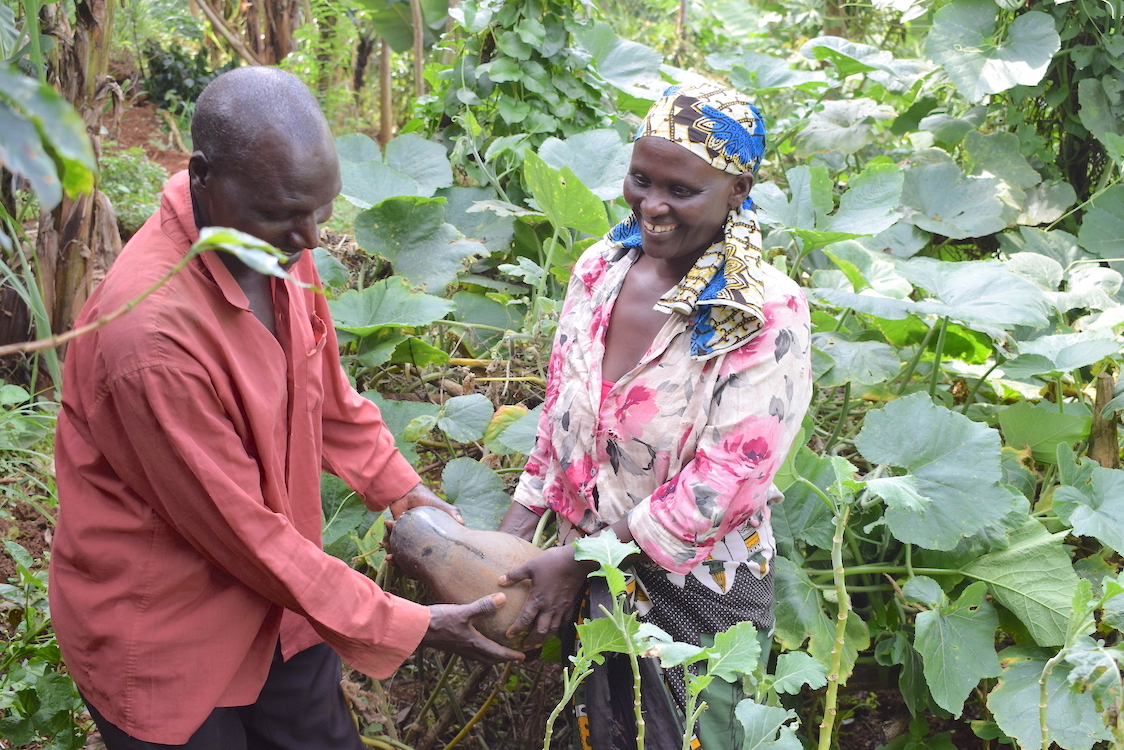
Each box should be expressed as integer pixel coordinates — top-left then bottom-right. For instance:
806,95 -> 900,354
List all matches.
623,136 -> 753,266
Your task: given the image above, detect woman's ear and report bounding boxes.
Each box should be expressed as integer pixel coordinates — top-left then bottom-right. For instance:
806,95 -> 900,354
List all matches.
729,172 -> 754,209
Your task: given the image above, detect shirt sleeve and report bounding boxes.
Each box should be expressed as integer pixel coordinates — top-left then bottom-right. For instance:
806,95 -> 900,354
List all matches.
627,290 -> 813,575
93,363 -> 429,679
512,246 -> 609,514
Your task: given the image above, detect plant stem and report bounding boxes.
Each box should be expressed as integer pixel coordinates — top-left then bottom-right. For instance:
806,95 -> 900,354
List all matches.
817,502 -> 852,750
928,317 -> 949,400
1039,651 -> 1064,750
961,359 -> 1002,414
824,382 -> 851,453
893,325 -> 938,395
442,663 -> 512,750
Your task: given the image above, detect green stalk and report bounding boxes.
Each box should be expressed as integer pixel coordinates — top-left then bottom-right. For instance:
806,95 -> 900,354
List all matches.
961,359 -> 1002,414
893,324 -> 938,395
928,317 -> 948,400
22,0 -> 44,82
823,382 -> 850,453
817,502 -> 852,750
1039,652 -> 1064,750
1055,375 -> 1065,415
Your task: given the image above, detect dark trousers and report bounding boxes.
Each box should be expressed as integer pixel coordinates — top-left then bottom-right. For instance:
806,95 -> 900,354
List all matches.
85,643 -> 365,750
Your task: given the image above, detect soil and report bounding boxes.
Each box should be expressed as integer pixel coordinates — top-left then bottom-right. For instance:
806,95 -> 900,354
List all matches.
0,497 -> 51,589
109,101 -> 190,175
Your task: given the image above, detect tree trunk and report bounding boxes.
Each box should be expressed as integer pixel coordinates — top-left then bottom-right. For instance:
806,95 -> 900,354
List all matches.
1090,372 -> 1120,469
37,0 -> 122,347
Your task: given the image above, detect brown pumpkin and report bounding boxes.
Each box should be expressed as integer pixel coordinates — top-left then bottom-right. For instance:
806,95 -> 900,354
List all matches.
388,506 -> 543,649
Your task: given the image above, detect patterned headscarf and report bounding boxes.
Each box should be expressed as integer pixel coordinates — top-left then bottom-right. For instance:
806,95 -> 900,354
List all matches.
606,82 -> 768,360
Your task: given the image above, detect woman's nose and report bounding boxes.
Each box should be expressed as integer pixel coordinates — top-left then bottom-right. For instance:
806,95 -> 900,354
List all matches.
640,191 -> 668,217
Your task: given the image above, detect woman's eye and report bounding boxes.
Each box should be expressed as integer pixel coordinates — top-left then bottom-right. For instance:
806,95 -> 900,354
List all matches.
630,174 -> 650,187
672,186 -> 694,198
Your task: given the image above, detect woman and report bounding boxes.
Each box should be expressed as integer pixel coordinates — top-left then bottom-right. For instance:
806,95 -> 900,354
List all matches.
498,82 -> 812,749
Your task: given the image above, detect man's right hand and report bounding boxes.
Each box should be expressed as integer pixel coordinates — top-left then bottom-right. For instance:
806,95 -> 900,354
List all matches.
421,594 -> 525,664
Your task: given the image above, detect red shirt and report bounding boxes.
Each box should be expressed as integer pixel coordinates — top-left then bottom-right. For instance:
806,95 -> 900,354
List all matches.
50,171 -> 430,743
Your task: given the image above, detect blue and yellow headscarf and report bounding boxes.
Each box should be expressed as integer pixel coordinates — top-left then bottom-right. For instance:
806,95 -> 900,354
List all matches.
606,82 -> 769,360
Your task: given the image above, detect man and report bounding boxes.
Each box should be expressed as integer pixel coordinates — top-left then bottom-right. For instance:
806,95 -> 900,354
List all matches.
50,66 -> 522,750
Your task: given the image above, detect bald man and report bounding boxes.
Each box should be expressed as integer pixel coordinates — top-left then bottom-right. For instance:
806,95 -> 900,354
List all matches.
50,67 -> 521,750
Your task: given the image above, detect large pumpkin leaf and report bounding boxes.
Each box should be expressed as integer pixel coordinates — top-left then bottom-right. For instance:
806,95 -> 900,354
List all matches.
900,161 -> 1007,239
914,582 -> 1001,716
711,50 -> 829,92
1017,332 -> 1121,374
1077,184 -> 1124,268
960,521 -> 1077,647
361,393 -> 440,464
1053,451 -> 1124,557
336,132 -> 452,208
439,187 -> 516,254
355,197 -> 484,291
437,393 -> 495,443
1077,77 -> 1124,149
573,21 -> 663,98
987,647 -> 1112,750
998,401 -> 1091,464
998,226 -> 1089,271
321,473 -> 378,561
962,131 -> 1040,189
384,133 -> 454,196
441,458 -> 510,531
735,700 -> 802,750
770,448 -> 835,555
855,393 -> 1014,550
538,130 -> 632,202
811,333 -> 900,386
925,0 -> 1059,103
794,98 -> 894,156
523,151 -> 609,237
0,103 -> 59,209
898,258 -> 1053,329
800,36 -> 932,91
340,160 -> 421,209
328,277 -> 454,336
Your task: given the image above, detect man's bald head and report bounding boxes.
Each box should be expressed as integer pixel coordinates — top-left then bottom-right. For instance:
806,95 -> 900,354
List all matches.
191,66 -> 333,171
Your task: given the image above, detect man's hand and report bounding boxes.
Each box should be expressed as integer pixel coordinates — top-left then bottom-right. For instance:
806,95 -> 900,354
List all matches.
389,482 -> 462,523
498,545 -> 594,649
423,594 -> 526,664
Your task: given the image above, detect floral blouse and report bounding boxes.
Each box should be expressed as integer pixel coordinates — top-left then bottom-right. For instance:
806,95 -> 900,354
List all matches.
513,241 -> 813,580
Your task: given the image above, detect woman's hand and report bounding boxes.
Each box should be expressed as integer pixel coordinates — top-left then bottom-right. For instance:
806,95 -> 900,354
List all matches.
498,545 -> 594,648
423,594 -> 526,664
497,502 -> 540,541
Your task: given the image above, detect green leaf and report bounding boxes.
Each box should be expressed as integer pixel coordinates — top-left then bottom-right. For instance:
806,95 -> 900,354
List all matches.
492,404 -> 543,456
706,621 -> 763,683
573,531 -> 640,571
1018,181 -> 1078,226
437,393 -> 494,443
811,333 -> 900,386
439,187 -> 515,254
754,166 -> 833,231
390,337 -> 449,368
361,393 -> 438,465
441,457 -> 510,530
963,130 -> 1041,189
1005,252 -> 1063,292
638,623 -> 709,668
311,247 -> 349,289
355,197 -> 484,291
328,277 -> 454,336
1078,77 -> 1124,149
339,159 -> 421,209
735,700 -> 802,750
914,581 -> 1001,716
771,449 -> 835,555
384,134 -> 453,196
1053,458 -> 1124,557
823,241 -> 913,298
960,521 -> 1077,647
987,646 -> 1112,750
924,0 -> 1059,103
866,475 -> 930,513
1077,184 -> 1124,268
0,101 -> 60,209
821,162 -> 904,237
1018,332 -> 1121,373
794,98 -> 894,156
321,474 -> 374,560
902,576 -> 946,608
1061,635 -> 1124,715
998,401 -> 1091,464
900,258 -> 1053,329
0,65 -> 95,196
713,50 -> 829,91
773,556 -> 865,682
575,616 -> 631,663
523,151 -> 609,237
800,36 -> 933,91
572,21 -> 663,98
538,130 -> 632,202
193,227 -> 303,285
335,132 -> 382,163
772,651 -> 829,694
901,161 -> 1007,239
999,226 -> 1089,272
448,291 -> 520,356
855,393 -> 1013,550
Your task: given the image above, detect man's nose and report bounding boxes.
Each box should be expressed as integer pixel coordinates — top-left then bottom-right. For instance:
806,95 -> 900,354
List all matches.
288,215 -> 319,250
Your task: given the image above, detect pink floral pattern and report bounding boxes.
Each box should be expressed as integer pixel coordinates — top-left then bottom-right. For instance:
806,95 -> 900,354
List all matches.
514,241 -> 812,576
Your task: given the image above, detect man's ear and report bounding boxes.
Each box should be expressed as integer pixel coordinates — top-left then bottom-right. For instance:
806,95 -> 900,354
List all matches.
188,151 -> 210,194
729,172 -> 754,209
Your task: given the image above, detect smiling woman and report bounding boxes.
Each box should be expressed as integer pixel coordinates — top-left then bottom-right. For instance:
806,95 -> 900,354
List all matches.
497,82 -> 814,750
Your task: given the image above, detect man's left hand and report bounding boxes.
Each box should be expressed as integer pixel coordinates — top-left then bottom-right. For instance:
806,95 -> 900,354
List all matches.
388,482 -> 463,524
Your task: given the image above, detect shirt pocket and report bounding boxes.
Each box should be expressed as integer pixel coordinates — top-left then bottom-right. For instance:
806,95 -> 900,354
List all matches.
304,313 -> 328,412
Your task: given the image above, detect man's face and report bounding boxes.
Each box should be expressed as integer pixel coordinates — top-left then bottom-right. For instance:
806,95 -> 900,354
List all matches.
191,130 -> 342,264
